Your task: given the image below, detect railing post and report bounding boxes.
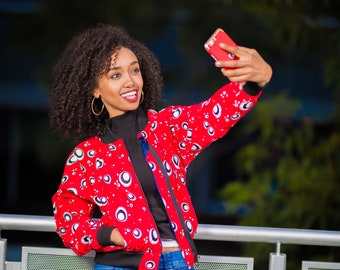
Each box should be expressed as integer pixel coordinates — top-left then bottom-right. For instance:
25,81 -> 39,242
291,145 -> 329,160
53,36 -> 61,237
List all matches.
269,241 -> 286,270
0,238 -> 7,270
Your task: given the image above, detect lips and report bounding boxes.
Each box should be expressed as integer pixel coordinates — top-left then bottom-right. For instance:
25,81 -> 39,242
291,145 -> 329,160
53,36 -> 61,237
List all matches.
121,90 -> 138,102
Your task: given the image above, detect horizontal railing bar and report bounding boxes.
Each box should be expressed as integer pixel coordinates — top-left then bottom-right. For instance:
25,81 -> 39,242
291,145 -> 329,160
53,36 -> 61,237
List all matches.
196,224 -> 340,247
0,214 -> 55,232
1,214 -> 340,247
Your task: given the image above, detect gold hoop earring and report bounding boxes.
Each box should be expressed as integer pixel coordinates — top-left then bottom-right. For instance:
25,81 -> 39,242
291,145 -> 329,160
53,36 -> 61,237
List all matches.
91,96 -> 104,116
140,91 -> 144,104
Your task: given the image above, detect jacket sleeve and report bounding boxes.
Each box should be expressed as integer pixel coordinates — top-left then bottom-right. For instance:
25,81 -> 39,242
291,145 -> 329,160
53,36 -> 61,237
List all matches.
52,146 -> 116,256
161,82 -> 262,167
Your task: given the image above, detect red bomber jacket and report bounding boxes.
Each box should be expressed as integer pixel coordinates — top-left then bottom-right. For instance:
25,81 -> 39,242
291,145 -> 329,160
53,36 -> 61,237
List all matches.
52,82 -> 261,269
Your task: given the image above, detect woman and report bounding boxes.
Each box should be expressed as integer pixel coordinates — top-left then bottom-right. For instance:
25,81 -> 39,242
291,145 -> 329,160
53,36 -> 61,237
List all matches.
50,24 -> 272,270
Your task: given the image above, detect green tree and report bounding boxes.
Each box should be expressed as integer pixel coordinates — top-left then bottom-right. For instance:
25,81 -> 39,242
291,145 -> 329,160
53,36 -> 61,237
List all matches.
218,1 -> 340,268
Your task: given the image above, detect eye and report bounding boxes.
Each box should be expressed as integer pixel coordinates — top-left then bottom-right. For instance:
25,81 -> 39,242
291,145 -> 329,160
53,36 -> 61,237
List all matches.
110,72 -> 121,79
132,67 -> 140,74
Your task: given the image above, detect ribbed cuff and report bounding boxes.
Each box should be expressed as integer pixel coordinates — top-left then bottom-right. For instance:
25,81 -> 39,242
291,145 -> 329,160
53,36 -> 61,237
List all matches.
97,226 -> 116,246
243,81 -> 263,96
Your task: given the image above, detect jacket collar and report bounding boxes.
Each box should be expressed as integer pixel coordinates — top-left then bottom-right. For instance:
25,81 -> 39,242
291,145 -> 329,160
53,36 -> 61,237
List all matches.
101,107 -> 148,144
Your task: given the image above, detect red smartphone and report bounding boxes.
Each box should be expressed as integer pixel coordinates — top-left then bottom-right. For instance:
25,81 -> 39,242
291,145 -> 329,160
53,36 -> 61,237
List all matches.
204,28 -> 238,62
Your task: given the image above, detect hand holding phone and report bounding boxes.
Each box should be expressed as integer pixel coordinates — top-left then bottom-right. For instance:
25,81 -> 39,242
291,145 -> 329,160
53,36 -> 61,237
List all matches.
204,28 -> 238,62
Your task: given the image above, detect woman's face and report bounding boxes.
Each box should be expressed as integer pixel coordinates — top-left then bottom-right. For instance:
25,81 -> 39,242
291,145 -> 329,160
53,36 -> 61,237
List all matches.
93,47 -> 144,118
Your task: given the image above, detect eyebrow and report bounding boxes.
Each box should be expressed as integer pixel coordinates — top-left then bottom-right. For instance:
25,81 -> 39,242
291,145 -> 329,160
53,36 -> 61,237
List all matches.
109,60 -> 139,71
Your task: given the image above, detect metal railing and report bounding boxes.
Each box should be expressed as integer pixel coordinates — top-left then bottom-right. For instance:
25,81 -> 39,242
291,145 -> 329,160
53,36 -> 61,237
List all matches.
1,213 -> 340,270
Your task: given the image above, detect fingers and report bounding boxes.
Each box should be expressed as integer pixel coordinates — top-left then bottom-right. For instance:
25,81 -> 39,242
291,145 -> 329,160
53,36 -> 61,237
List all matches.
218,66 -> 252,83
219,43 -> 238,53
215,43 -> 272,86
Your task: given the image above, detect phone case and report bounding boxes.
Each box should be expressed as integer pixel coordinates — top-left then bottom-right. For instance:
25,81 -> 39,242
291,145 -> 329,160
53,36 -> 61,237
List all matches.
204,28 -> 238,62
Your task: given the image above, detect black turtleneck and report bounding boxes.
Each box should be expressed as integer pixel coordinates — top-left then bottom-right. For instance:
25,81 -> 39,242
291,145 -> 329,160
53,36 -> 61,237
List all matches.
108,109 -> 158,194
97,108 -> 175,247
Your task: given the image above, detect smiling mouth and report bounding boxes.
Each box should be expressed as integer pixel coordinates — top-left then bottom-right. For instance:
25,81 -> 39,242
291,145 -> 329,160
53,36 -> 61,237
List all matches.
121,90 -> 137,99
121,90 -> 139,103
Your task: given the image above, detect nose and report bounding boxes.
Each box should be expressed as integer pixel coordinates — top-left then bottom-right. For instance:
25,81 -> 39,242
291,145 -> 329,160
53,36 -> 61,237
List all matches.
124,74 -> 135,87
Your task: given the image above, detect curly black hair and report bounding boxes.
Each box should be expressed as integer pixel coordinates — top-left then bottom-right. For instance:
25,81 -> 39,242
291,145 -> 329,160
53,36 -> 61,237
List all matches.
49,24 -> 163,141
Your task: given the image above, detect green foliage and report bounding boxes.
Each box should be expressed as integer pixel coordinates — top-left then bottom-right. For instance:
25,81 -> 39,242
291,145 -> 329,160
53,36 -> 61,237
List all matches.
219,94 -> 340,268
215,1 -> 340,268
220,93 -> 340,227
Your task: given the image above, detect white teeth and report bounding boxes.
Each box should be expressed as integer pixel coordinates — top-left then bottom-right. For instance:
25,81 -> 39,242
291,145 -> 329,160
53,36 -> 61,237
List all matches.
121,91 -> 137,98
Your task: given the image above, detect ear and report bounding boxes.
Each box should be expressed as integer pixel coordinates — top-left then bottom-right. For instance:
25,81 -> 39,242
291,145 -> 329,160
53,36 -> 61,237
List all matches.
93,88 -> 100,99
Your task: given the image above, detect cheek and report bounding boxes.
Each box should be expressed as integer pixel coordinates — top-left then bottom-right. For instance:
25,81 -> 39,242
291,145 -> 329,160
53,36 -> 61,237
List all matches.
102,80 -> 121,95
137,75 -> 144,88
97,82 -> 121,105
